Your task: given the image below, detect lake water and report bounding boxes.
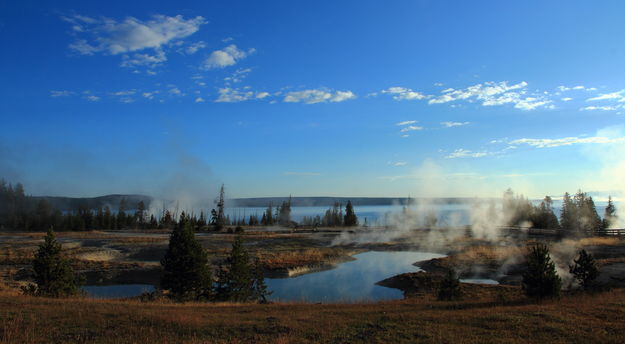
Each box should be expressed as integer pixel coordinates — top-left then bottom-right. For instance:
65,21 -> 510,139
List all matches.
265,251 -> 445,302
81,251 -> 443,301
226,200 -> 613,227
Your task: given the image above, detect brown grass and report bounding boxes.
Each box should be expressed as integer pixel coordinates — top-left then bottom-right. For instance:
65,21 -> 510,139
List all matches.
256,248 -> 353,270
1,287 -> 625,343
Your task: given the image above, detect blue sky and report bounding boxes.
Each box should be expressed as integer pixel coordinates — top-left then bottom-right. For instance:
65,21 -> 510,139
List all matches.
1,0 -> 625,199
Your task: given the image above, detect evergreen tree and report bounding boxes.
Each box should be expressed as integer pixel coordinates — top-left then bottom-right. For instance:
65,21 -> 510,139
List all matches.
253,257 -> 271,303
532,196 -> 560,229
216,236 -> 270,302
569,249 -> 599,291
343,200 -> 358,227
278,197 -> 292,227
161,222 -> 212,301
603,196 -> 618,229
135,201 -> 146,229
437,268 -> 462,301
522,244 -> 561,298
560,192 -> 575,231
212,184 -> 226,231
117,198 -> 127,230
31,227 -> 80,297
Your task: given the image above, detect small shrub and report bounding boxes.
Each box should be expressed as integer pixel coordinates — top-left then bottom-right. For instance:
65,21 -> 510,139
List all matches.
569,249 -> 599,291
437,268 -> 462,301
522,244 -> 561,299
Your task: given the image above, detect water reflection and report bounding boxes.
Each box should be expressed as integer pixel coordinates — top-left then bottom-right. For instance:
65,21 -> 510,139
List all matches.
266,251 -> 445,302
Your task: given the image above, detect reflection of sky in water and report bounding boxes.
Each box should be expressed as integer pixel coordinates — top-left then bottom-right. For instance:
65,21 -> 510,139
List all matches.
266,251 -> 445,303
83,284 -> 155,299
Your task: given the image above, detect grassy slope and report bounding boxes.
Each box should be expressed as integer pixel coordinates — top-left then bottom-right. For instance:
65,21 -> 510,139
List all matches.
2,287 -> 625,344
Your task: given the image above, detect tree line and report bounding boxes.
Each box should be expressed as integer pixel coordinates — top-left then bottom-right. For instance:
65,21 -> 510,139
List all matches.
26,222 -> 270,303
0,180 -> 359,231
499,188 -> 618,233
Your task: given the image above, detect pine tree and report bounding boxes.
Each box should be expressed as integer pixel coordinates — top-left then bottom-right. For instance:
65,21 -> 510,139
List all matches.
212,184 -> 226,231
31,227 -> 80,297
343,200 -> 358,227
216,236 -> 270,302
560,192 -> 575,231
278,197 -> 292,226
522,244 -> 561,298
603,196 -> 618,229
570,249 -> 599,291
437,268 -> 462,301
161,222 -> 212,301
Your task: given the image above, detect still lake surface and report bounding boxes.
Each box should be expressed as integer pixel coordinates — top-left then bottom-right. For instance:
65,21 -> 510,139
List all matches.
83,251 -> 444,301
226,200 -> 612,226
266,251 -> 445,302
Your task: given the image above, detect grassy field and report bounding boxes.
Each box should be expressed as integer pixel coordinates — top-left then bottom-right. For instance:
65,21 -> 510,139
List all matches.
1,286 -> 625,343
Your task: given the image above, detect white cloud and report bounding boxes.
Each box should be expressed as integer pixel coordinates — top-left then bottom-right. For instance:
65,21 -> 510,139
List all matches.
111,90 -> 136,96
445,149 -> 490,159
557,85 -> 591,92
120,97 -> 134,103
184,41 -> 206,54
580,105 -> 621,111
215,87 -> 255,103
120,49 -> 167,68
256,92 -> 270,99
67,14 -> 206,55
224,68 -> 252,84
142,92 -> 157,99
510,135 -> 625,148
396,120 -> 417,126
50,90 -> 74,97
202,45 -> 255,69
561,97 -> 573,101
441,121 -> 470,128
427,81 -> 551,111
381,87 -> 429,101
400,125 -> 423,132
587,90 -> 625,102
392,161 -> 407,167
283,89 -> 356,104
169,87 -> 182,95
195,97 -> 205,103
85,95 -> 100,102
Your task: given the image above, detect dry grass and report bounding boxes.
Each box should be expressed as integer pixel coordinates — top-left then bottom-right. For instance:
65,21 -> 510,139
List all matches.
256,248 -> 353,270
1,287 -> 625,343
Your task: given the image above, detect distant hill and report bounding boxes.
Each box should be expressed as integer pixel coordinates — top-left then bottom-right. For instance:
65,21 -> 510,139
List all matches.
31,194 -> 475,211
32,194 -> 153,212
230,197 -> 473,207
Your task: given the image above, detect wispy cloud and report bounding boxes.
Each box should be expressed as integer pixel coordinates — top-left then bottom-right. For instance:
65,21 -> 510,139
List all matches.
441,121 -> 470,128
396,120 -> 417,126
283,89 -> 356,104
587,89 -> 625,102
50,90 -> 74,97
580,105 -> 621,111
64,14 -> 206,69
381,87 -> 429,101
381,81 -> 552,111
400,125 -> 423,132
445,149 -> 490,159
202,45 -> 255,69
510,135 -> 625,148
557,85 -> 596,92
216,87 -> 268,103
84,95 -> 100,101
